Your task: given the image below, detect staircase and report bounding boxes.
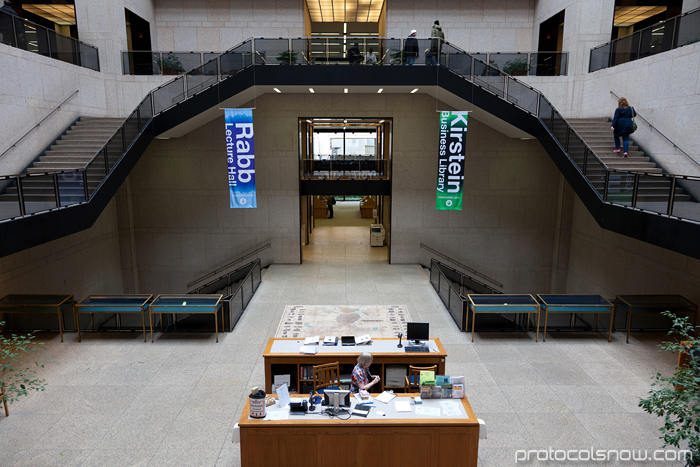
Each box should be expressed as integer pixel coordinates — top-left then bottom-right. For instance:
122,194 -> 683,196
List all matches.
566,118 -> 691,202
0,117 -> 124,204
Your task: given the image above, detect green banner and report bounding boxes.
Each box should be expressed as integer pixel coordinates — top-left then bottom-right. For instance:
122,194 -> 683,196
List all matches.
436,111 -> 469,210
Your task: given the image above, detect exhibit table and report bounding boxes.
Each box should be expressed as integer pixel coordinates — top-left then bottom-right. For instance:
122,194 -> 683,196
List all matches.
263,337 -> 446,394
148,294 -> 223,342
537,294 -> 614,342
467,294 -> 540,342
0,294 -> 74,342
74,294 -> 153,342
237,394 -> 479,467
614,295 -> 698,343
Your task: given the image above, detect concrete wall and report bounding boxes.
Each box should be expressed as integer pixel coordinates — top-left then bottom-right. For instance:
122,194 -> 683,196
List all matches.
385,0 -> 535,53
153,0 -> 305,51
566,196 -> 700,305
390,94 -> 568,292
0,199 -> 124,297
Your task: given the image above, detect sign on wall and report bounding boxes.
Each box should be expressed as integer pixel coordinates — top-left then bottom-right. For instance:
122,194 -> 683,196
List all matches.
436,111 -> 469,211
225,108 -> 257,209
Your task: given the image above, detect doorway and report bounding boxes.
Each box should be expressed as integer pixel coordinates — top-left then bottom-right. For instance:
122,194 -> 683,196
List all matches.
124,8 -> 153,74
299,117 -> 392,263
536,9 -> 565,76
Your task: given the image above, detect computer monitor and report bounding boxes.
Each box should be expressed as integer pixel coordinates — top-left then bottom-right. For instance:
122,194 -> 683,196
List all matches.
406,322 -> 429,345
324,389 -> 350,409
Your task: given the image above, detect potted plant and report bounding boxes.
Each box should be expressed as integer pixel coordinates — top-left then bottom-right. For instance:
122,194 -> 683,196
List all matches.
0,321 -> 51,416
160,53 -> 185,75
503,58 -> 529,76
638,312 -> 700,466
276,50 -> 298,65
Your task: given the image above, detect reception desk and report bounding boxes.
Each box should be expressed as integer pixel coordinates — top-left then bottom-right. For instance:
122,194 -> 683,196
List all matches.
237,394 -> 479,467
263,337 -> 447,393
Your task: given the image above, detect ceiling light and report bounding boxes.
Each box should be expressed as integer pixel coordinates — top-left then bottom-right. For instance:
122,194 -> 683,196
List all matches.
309,88 -> 315,93
344,88 -> 348,93
377,88 -> 383,93
410,88 -> 418,93
273,88 -> 281,93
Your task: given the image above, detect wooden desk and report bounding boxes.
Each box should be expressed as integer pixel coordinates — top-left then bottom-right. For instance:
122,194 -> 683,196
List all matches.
237,394 -> 479,467
263,338 -> 446,394
0,294 -> 74,342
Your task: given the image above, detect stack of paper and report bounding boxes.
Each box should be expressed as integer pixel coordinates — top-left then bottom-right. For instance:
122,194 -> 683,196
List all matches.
375,391 -> 396,404
299,346 -> 317,354
304,336 -> 320,345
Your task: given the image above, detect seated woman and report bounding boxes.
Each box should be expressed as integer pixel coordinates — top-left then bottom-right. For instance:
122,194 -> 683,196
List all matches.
350,352 -> 381,393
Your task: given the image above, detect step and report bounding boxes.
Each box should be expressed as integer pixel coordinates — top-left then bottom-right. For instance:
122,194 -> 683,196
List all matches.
65,128 -> 119,136
39,156 -> 96,164
43,149 -> 97,157
51,140 -> 106,148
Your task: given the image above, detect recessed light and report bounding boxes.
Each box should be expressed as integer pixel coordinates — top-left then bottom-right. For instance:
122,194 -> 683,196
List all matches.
410,88 -> 418,93
273,88 -> 281,93
377,88 -> 383,93
309,88 -> 315,93
344,88 -> 348,93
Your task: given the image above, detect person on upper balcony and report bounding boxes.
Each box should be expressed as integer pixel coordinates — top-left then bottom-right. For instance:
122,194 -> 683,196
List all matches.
611,97 -> 636,157
427,20 -> 444,65
404,30 -> 419,65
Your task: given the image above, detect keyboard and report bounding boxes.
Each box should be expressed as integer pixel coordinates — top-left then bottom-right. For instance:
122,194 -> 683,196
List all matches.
405,345 -> 429,353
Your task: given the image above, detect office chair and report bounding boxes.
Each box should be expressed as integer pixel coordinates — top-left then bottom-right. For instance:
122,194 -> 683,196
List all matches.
404,364 -> 437,393
312,362 -> 341,393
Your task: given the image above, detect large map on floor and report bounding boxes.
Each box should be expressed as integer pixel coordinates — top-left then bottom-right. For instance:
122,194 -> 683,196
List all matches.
275,305 -> 411,339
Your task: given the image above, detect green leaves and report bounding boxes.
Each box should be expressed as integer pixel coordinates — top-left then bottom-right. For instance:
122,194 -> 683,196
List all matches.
0,321 -> 52,411
638,312 -> 700,466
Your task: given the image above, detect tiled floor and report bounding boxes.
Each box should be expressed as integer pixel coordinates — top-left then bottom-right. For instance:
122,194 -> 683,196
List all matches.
0,224 -> 682,466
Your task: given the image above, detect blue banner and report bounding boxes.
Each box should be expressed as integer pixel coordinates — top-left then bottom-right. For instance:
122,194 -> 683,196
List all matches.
225,108 -> 257,208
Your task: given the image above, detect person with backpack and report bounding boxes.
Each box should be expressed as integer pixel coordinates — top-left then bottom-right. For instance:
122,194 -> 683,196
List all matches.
611,97 -> 636,157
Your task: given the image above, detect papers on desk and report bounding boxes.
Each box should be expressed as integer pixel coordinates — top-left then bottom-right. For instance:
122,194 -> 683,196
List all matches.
299,345 -> 317,354
375,391 -> 396,404
353,393 -> 374,404
439,400 -> 461,416
275,383 -> 290,408
415,406 -> 440,417
304,336 -> 320,345
265,411 -> 289,421
356,334 -> 372,345
394,400 -> 412,412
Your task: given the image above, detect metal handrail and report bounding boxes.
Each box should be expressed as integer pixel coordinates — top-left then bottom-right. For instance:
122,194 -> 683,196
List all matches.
610,91 -> 699,168
590,7 -> 700,72
420,243 -> 503,288
0,9 -> 99,71
0,90 -> 79,159
187,243 -> 271,288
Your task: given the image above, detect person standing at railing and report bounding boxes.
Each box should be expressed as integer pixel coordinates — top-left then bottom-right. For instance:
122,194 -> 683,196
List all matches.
404,30 -> 419,65
427,20 -> 444,65
348,43 -> 362,65
0,0 -> 17,45
365,48 -> 377,65
611,97 -> 636,157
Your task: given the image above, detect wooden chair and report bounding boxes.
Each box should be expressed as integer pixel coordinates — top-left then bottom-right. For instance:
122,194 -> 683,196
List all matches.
404,364 -> 437,393
313,362 -> 341,393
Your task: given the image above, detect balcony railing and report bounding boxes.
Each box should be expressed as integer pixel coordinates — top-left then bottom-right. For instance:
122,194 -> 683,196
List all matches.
122,51 -> 222,75
301,158 -> 389,180
1,37 -> 699,227
123,47 -> 568,76
590,7 -> 700,72
0,9 -> 99,71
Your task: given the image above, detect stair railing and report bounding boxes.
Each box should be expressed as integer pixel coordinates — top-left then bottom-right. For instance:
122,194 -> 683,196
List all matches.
420,243 -> 502,289
0,90 -> 79,160
3,37 -> 700,226
187,243 -> 271,289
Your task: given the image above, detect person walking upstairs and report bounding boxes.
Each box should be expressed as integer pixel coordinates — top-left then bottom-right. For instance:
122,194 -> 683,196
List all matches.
611,97 -> 636,157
